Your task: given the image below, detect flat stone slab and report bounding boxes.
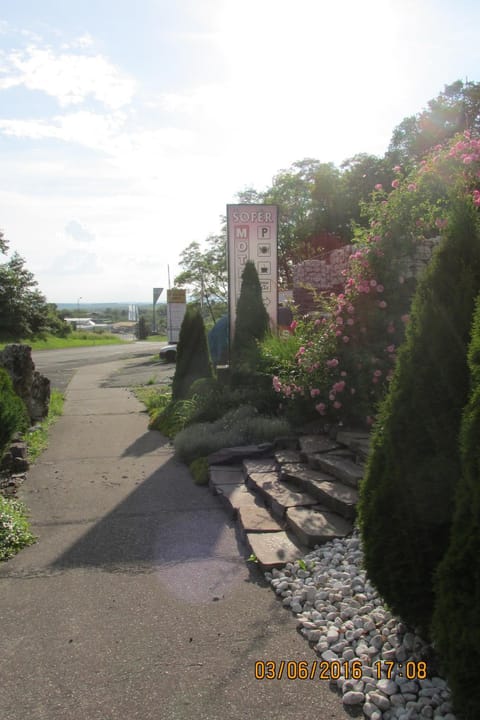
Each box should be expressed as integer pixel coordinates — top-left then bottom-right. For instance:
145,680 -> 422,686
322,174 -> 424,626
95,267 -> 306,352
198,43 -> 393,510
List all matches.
247,472 -> 318,518
274,449 -> 302,465
214,484 -> 259,517
246,531 -> 304,569
243,458 -> 278,475
208,444 -> 274,465
286,506 -> 352,548
307,454 -> 363,488
238,506 -> 282,534
299,435 -> 340,457
209,466 -> 245,490
336,431 -> 370,460
280,464 -> 358,520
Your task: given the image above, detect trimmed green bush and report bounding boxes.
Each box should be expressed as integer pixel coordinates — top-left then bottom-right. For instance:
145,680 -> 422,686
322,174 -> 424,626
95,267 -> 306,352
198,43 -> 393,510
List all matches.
0,367 -> 29,458
231,261 -> 269,379
431,294 -> 480,719
359,199 -> 480,634
172,305 -> 213,401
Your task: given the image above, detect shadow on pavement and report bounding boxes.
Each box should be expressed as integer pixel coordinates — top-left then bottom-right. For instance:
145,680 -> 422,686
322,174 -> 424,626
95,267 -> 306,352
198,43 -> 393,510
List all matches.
121,431 -> 171,456
50,457 -> 250,587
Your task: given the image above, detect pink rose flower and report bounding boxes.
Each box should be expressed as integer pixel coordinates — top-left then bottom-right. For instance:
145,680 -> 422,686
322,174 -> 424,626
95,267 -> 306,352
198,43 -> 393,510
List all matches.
392,179 -> 400,189
333,401 -> 342,409
310,388 -> 321,398
315,403 -> 326,415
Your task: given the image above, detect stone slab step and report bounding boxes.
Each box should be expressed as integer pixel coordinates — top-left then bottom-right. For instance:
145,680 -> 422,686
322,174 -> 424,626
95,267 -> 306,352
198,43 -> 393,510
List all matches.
246,530 -> 305,570
286,505 -> 353,547
280,464 -> 358,520
306,454 -> 363,488
208,444 -> 273,465
237,505 -> 283,535
274,449 -> 302,465
243,458 -> 278,476
209,466 -> 245,492
336,430 -> 371,460
214,484 -> 261,518
246,471 -> 318,520
299,434 -> 340,459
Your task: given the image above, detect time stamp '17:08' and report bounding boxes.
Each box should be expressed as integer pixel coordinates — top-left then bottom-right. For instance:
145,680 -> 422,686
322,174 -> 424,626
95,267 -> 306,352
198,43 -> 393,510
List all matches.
254,660 -> 428,681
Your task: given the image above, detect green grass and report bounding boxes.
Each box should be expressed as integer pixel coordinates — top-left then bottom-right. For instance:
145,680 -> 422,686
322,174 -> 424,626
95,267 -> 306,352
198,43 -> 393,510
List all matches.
133,385 -> 172,413
0,495 -> 36,561
144,334 -> 167,342
0,331 -> 129,351
25,389 -> 64,463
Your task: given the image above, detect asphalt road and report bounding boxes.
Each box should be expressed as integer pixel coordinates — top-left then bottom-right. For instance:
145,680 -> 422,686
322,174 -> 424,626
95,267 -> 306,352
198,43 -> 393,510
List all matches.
33,341 -> 173,393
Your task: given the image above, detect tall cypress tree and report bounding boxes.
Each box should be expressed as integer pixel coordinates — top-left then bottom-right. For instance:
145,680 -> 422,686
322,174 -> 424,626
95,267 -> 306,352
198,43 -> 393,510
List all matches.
431,294 -> 480,719
230,260 -> 270,378
358,199 -> 480,634
172,305 -> 212,401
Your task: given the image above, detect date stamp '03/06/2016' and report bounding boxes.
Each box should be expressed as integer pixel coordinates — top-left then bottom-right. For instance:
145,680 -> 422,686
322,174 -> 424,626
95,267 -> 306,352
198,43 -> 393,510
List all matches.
254,660 -> 428,681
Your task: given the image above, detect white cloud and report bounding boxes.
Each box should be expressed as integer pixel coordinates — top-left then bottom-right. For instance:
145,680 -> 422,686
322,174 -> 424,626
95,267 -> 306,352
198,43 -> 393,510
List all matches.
0,45 -> 135,108
65,220 -> 95,244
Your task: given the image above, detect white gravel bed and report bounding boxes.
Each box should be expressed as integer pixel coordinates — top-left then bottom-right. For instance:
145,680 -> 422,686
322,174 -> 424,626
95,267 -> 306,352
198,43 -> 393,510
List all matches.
265,531 -> 457,720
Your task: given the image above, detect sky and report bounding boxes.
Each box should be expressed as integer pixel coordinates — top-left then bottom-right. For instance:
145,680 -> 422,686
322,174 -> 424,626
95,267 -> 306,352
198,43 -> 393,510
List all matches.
0,0 -> 479,304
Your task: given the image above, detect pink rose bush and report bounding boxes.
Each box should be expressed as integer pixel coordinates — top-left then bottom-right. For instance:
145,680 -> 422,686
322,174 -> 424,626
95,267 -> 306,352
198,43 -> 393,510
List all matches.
269,132 -> 480,428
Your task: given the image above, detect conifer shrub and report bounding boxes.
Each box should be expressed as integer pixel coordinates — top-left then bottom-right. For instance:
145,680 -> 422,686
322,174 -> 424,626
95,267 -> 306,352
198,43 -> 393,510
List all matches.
171,305 -> 213,401
0,367 -> 29,458
230,261 -> 270,382
431,294 -> 480,719
358,199 -> 480,634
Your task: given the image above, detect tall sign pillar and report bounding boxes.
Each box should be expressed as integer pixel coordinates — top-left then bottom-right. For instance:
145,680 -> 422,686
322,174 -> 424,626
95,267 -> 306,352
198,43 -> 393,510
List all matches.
227,204 -> 278,343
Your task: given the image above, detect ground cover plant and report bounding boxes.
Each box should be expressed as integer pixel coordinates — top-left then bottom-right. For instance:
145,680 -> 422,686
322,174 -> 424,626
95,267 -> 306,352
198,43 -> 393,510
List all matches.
0,495 -> 36,561
173,405 -> 290,465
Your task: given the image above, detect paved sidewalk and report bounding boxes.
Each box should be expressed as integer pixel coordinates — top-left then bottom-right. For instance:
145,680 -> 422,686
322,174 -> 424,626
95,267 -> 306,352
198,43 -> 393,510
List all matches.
0,361 -> 352,720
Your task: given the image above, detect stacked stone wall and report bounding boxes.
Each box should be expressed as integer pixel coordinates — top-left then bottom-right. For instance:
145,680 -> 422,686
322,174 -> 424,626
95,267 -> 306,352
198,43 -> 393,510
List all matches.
293,238 -> 442,313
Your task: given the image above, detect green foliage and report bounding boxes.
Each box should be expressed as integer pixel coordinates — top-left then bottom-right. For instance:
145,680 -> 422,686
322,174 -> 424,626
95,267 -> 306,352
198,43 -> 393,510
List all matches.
172,305 -> 213,401
0,251 -> 50,340
25,390 -> 64,463
173,405 -> 290,464
149,397 -> 199,437
0,368 -> 29,458
431,294 -> 480,719
188,457 -> 209,485
0,495 -> 36,561
273,131 -> 480,429
359,199 -> 480,634
175,234 -> 228,321
388,80 -> 480,164
231,261 -> 270,379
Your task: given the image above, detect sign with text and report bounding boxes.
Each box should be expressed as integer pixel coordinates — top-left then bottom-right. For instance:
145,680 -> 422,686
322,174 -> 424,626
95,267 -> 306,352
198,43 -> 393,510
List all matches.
166,288 -> 186,343
227,204 -> 278,341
